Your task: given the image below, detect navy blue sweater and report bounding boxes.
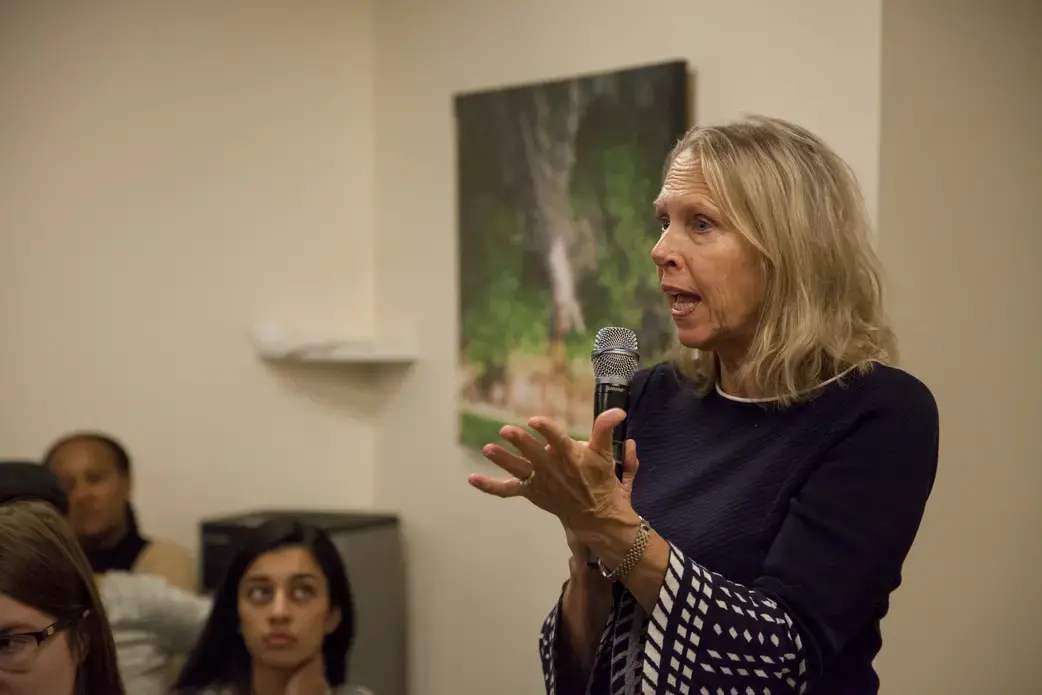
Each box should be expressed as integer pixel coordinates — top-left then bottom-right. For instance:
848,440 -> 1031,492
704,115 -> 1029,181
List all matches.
539,362 -> 939,695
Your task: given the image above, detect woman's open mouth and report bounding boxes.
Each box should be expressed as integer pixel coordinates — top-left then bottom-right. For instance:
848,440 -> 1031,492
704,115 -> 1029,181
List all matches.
668,292 -> 701,318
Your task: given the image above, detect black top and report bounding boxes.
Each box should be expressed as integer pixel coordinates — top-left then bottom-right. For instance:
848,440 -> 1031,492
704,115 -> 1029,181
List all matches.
86,526 -> 149,574
538,362 -> 939,695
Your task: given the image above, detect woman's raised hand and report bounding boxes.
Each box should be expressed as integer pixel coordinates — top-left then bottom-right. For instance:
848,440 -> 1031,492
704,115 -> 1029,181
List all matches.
468,408 -> 639,536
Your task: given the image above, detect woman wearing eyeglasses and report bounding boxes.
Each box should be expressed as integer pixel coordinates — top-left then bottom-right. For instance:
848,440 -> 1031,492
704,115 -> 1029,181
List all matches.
0,460 -> 213,695
0,499 -> 126,695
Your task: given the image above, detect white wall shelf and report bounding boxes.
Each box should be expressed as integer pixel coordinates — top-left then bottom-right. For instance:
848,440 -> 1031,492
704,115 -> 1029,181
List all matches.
250,324 -> 417,365
255,338 -> 417,364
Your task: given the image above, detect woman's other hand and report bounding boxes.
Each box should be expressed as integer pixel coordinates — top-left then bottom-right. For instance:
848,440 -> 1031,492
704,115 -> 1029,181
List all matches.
469,408 -> 641,548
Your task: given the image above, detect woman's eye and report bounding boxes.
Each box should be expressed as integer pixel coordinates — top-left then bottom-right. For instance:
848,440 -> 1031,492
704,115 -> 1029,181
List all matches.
0,636 -> 32,654
692,216 -> 713,233
247,586 -> 272,603
292,585 -> 316,601
658,216 -> 670,231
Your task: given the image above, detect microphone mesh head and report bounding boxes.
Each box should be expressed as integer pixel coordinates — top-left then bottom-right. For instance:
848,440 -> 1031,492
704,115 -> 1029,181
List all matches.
591,327 -> 640,381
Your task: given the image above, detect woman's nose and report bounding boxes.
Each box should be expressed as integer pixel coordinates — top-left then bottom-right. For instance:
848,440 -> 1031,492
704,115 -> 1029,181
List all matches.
651,231 -> 681,269
269,591 -> 291,620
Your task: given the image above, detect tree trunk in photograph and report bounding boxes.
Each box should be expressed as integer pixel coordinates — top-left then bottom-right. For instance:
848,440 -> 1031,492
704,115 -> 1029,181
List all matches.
520,81 -> 587,424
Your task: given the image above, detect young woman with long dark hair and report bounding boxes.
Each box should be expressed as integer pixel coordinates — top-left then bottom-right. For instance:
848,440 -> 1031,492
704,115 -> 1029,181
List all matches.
172,519 -> 372,695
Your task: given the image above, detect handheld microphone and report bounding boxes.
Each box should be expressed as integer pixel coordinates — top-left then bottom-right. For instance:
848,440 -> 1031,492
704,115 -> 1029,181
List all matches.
587,326 -> 640,567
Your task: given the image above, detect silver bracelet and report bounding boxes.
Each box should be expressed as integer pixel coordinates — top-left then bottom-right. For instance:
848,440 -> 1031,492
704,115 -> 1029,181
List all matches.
597,516 -> 652,582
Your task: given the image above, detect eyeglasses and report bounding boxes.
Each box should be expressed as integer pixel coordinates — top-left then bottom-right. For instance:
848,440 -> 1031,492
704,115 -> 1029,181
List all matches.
0,610 -> 90,672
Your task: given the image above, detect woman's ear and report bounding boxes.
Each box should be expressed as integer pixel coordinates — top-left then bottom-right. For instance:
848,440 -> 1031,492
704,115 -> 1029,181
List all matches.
324,607 -> 342,635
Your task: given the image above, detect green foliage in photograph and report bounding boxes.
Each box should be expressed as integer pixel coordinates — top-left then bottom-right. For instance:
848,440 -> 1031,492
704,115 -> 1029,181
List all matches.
455,61 -> 688,445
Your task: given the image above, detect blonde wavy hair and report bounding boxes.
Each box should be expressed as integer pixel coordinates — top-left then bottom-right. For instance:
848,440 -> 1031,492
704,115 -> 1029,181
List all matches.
666,115 -> 896,404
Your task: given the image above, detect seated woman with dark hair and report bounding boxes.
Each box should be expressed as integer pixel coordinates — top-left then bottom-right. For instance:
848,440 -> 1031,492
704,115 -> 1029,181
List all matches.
172,519 -> 372,695
44,431 -> 195,590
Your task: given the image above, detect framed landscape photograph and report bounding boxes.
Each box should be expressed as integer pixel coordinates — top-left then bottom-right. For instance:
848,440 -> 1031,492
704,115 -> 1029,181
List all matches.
455,60 -> 689,450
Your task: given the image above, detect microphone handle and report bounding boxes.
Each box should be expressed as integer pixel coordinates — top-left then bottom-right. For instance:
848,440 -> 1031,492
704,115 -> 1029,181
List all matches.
587,383 -> 629,568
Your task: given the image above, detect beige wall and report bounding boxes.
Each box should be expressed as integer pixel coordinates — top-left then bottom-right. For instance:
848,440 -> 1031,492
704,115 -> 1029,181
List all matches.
0,0 -> 379,543
23,2 -> 1039,695
371,1 -> 882,693
876,1 -> 1042,693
